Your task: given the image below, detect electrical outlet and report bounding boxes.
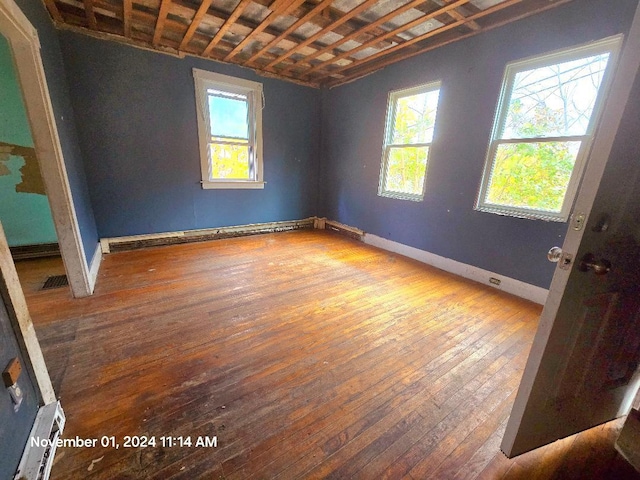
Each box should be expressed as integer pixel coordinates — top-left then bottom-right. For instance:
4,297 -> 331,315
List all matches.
489,277 -> 501,286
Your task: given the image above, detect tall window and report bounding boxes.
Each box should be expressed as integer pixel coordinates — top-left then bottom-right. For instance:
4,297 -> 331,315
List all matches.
193,69 -> 264,189
379,82 -> 441,201
476,36 -> 621,221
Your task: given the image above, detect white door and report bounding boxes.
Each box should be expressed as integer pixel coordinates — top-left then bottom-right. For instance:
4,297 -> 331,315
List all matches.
501,3 -> 640,457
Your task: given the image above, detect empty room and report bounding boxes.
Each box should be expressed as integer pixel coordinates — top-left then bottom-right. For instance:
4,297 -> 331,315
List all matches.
2,0 -> 640,478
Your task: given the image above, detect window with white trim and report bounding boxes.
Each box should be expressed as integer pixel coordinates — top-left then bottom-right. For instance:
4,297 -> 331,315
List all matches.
378,82 -> 442,201
476,36 -> 621,221
193,69 -> 264,189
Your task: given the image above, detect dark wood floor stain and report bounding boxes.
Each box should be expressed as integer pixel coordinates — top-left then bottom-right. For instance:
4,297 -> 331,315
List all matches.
15,230 -> 640,479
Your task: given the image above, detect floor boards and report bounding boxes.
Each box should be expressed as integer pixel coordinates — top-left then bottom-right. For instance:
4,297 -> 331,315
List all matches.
14,230 -> 640,479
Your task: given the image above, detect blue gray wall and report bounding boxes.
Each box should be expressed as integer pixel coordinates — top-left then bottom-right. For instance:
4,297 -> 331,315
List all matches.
15,0 -> 99,262
14,0 -> 637,289
58,32 -> 321,238
320,0 -> 639,288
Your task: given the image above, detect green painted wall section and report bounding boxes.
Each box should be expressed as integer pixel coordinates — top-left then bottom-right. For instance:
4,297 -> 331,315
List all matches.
0,34 -> 57,246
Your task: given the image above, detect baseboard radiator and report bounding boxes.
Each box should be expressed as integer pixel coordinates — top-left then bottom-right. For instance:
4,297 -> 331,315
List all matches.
101,217 -> 319,253
10,243 -> 60,261
316,218 -> 364,241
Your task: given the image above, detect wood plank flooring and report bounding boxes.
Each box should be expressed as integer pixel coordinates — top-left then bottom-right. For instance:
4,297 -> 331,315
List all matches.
15,230 -> 640,479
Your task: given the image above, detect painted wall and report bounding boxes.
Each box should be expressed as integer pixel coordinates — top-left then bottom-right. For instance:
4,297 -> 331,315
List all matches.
58,32 -> 321,238
320,0 -> 639,289
14,0 -> 99,262
0,34 -> 57,246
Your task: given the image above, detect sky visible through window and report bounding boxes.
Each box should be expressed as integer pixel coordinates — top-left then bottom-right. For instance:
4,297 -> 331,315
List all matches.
503,53 -> 610,139
208,89 -> 249,140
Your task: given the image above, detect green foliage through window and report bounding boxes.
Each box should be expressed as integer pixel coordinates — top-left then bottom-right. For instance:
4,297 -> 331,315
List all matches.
487,142 -> 579,211
380,83 -> 441,200
478,37 -> 620,220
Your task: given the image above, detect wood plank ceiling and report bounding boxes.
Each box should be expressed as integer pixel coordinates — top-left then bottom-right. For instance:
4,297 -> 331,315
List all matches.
44,0 -> 575,87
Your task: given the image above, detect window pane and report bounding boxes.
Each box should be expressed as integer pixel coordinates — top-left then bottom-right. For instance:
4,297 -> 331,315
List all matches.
384,146 -> 429,195
209,143 -> 250,179
208,94 -> 249,139
391,89 -> 440,144
503,53 -> 610,139
485,141 -> 581,212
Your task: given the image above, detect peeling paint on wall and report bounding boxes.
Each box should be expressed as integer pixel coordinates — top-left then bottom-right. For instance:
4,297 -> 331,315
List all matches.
0,141 -> 45,195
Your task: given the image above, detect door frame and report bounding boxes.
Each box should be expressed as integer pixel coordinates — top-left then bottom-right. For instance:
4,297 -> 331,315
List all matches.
0,0 -> 94,298
0,221 -> 54,404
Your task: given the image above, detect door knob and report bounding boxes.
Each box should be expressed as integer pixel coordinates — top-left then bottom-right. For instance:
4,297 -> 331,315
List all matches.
547,246 -> 563,262
578,253 -> 611,275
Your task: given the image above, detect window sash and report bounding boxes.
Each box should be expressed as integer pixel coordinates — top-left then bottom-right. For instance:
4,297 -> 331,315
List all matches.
207,92 -> 250,141
379,81 -> 441,201
193,69 -> 264,189
380,144 -> 430,200
205,95 -> 256,182
476,35 -> 622,221
480,138 -> 587,218
206,92 -> 255,181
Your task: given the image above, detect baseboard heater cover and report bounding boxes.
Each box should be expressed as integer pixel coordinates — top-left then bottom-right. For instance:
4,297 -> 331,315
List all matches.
14,401 -> 65,480
318,218 -> 365,241
101,217 -> 316,253
10,244 -> 60,260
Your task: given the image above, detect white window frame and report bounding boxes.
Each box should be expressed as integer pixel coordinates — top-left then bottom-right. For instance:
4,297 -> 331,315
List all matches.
378,81 -> 441,202
193,69 -> 264,189
476,35 -> 622,221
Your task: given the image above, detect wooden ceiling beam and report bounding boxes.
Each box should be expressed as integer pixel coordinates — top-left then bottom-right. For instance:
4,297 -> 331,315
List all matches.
246,0 -> 334,65
446,7 -> 480,30
250,0 -> 397,41
225,0 -> 306,61
179,0 -> 214,49
123,0 -> 132,37
285,0 -> 436,74
51,0 -> 578,90
425,0 -> 481,30
202,0 -> 252,56
56,7 -> 320,87
325,0 -> 574,87
157,0 -> 340,59
264,0 -> 380,70
302,0 -> 470,77
83,0 -> 98,29
322,0 -> 526,85
152,0 -> 172,45
44,0 -> 64,23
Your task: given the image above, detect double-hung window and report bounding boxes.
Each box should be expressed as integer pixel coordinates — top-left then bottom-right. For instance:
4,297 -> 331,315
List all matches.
193,69 -> 264,189
378,82 -> 441,201
476,36 -> 621,221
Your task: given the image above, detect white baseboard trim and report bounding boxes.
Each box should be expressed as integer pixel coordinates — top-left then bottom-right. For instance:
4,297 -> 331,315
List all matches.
88,242 -> 102,294
364,233 -> 549,305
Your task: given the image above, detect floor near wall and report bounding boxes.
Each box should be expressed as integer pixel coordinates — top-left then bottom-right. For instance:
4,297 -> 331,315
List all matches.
15,230 -> 640,479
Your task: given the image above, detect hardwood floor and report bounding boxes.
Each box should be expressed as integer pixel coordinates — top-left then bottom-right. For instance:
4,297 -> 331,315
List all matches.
15,230 -> 640,479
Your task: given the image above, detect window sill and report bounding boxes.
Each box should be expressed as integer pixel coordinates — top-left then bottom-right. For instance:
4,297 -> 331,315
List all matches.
475,204 -> 567,222
202,181 -> 265,190
379,191 -> 424,202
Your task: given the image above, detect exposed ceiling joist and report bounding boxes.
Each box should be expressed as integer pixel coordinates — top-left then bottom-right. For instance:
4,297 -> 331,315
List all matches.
152,0 -> 172,45
179,0 -> 213,49
46,0 -> 578,87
